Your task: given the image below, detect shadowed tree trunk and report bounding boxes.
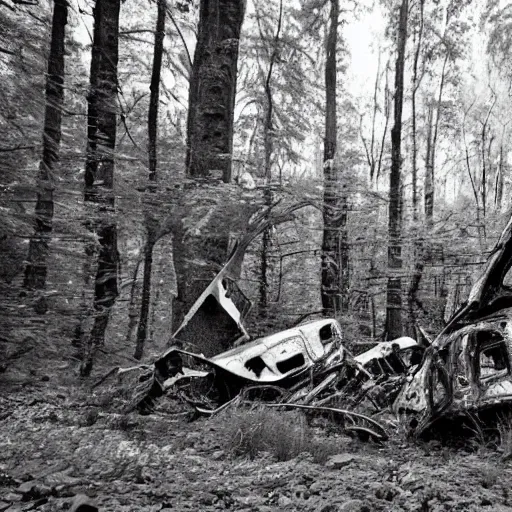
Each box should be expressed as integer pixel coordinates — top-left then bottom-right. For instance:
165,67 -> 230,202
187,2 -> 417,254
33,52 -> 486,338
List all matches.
495,143 -> 504,209
175,0 -> 245,332
134,0 -> 166,361
322,0 -> 348,316
405,0 -> 425,337
186,0 -> 246,182
147,0 -> 165,183
425,51 -> 449,225
385,0 -> 408,339
24,0 -> 68,290
411,0 -> 423,221
259,0 -> 282,313
81,0 -> 121,376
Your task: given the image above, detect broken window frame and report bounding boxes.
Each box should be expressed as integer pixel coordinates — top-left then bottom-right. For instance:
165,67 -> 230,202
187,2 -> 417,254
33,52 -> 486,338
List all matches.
475,331 -> 511,385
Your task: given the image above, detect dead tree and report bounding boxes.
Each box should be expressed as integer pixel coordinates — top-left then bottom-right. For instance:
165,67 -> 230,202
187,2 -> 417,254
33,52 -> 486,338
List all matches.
81,0 -> 121,376
24,0 -> 68,290
258,0 -> 282,313
385,0 -> 408,339
322,0 -> 349,317
134,0 -> 166,361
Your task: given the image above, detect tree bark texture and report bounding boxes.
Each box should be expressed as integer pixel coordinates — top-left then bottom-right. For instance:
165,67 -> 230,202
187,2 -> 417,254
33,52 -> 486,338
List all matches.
81,0 -> 121,376
322,0 -> 348,316
425,52 -> 448,226
24,0 -> 68,290
133,0 -> 166,360
411,0 -> 423,221
186,0 -> 246,182
385,0 -> 408,339
405,0 -> 425,335
148,0 -> 165,182
424,104 -> 434,225
259,0 -> 282,313
134,239 -> 155,360
495,144 -> 504,209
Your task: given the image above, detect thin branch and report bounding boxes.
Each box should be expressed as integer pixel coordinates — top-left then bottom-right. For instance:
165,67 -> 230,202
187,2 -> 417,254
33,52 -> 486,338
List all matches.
0,145 -> 38,152
120,29 -> 155,35
0,0 -> 16,11
166,4 -> 192,69
359,114 -> 373,170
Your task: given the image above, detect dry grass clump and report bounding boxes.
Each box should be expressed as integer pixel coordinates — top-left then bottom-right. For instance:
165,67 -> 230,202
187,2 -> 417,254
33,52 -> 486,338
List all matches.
220,405 -> 340,463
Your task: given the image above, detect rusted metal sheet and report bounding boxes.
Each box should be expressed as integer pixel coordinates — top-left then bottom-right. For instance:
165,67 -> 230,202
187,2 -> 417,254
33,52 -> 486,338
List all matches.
172,275 -> 252,357
354,337 -> 420,374
208,319 -> 344,382
148,319 -> 345,404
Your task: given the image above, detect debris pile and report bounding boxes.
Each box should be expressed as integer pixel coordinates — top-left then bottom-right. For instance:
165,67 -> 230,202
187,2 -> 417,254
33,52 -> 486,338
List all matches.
121,307 -> 422,442
396,215 -> 512,438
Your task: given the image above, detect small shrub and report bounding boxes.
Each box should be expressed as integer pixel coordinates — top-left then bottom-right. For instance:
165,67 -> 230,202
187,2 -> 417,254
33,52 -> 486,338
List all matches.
109,413 -> 138,431
220,405 -> 339,463
480,464 -> 500,489
82,407 -> 99,426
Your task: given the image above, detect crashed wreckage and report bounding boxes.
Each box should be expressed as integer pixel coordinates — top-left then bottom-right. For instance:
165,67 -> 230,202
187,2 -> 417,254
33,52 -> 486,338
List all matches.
395,215 -> 512,437
117,214 -> 512,442
118,260 -> 423,441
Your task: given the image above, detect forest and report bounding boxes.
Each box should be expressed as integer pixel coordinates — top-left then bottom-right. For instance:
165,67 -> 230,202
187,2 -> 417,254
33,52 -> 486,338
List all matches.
3,0 -> 512,510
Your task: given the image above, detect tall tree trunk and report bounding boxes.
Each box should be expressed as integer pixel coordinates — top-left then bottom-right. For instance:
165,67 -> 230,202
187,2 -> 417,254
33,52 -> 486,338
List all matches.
411,0 -> 423,222
81,0 -> 121,376
480,94 -> 496,220
425,52 -> 448,226
24,0 -> 68,290
259,0 -> 282,313
376,66 -> 391,184
186,0 -> 246,182
321,0 -> 345,316
134,0 -> 166,360
405,0 -> 424,336
495,143 -> 504,210
424,103 -> 434,225
125,258 -> 141,345
134,236 -> 156,360
385,0 -> 408,339
147,0 -> 165,183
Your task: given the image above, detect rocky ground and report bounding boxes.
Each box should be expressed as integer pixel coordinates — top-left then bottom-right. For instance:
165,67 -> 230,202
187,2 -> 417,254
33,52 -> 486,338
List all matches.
1,379 -> 512,512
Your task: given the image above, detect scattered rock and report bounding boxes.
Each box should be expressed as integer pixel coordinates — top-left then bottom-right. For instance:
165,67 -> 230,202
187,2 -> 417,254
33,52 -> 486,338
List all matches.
339,499 -> 371,512
316,505 -> 339,512
293,484 -> 308,499
69,494 -> 98,512
399,471 -> 424,492
374,483 -> 399,502
277,495 -> 292,507
309,481 -> 324,494
3,494 -> 22,503
16,481 -> 53,501
16,481 -> 37,496
325,454 -> 356,470
212,450 -> 225,461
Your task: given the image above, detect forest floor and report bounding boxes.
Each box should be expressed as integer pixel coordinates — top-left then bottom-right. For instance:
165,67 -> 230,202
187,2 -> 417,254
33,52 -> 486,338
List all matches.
2,375 -> 512,512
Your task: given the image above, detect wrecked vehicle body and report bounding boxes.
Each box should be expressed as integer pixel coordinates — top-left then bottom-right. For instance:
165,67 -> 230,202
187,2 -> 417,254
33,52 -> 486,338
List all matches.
349,337 -> 424,409
394,310 -> 512,434
137,318 -> 346,411
354,337 -> 421,376
395,214 -> 512,436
